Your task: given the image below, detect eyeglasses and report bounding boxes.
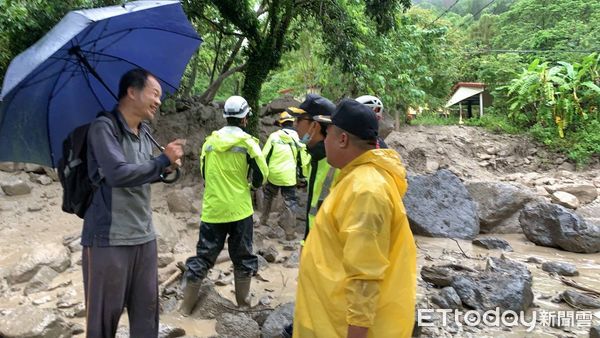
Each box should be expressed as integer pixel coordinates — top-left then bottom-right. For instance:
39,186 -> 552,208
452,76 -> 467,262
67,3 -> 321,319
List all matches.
295,117 -> 313,122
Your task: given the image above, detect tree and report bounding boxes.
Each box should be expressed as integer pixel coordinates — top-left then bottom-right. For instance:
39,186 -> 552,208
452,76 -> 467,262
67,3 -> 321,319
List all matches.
186,0 -> 411,134
0,0 -> 122,85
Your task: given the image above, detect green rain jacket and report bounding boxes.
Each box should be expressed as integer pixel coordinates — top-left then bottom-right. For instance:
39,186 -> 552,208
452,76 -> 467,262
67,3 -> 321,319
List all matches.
200,126 -> 268,223
262,128 -> 309,187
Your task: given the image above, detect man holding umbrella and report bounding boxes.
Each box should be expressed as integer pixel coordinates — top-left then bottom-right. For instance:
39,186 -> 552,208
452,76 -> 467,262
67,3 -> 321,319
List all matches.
83,68 -> 185,337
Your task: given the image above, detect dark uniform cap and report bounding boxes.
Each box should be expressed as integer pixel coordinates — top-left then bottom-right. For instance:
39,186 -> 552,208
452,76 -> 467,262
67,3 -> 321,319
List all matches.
295,94 -> 336,118
313,98 -> 378,140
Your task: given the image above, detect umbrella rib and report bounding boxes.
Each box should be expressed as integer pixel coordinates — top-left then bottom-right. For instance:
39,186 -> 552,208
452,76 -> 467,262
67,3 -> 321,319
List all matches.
78,61 -> 111,111
80,49 -> 179,91
80,26 -> 201,50
44,57 -> 75,166
8,58 -> 81,92
50,62 -> 87,98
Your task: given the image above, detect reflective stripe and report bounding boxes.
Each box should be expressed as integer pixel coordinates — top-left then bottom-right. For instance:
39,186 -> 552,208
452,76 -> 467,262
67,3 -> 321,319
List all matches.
308,167 -> 336,216
205,145 -> 247,154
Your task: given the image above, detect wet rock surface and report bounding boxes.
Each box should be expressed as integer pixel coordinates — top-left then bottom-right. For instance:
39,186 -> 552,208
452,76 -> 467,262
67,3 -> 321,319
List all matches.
404,169 -> 479,239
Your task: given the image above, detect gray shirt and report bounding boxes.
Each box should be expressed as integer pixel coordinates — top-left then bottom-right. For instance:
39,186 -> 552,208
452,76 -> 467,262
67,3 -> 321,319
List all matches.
82,110 -> 170,247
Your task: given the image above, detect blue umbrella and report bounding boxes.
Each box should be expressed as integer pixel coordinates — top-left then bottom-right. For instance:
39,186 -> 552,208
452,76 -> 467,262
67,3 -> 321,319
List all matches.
0,0 -> 202,167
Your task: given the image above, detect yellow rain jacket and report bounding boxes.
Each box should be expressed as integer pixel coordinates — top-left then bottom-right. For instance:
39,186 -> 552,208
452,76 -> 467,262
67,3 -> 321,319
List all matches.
200,126 -> 268,223
293,149 -> 416,338
262,128 -> 309,187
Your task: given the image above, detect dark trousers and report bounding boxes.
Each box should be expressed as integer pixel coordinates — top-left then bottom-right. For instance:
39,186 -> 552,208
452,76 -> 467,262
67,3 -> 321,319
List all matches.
185,215 -> 258,281
82,240 -> 158,338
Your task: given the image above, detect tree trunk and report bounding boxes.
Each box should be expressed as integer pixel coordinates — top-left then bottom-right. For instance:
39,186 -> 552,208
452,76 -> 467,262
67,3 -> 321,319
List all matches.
198,63 -> 246,104
198,37 -> 244,103
242,52 -> 271,136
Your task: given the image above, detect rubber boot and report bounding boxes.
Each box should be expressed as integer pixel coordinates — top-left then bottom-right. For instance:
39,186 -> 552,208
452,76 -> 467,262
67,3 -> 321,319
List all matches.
281,206 -> 296,241
260,194 -> 274,226
179,278 -> 203,316
234,274 -> 252,307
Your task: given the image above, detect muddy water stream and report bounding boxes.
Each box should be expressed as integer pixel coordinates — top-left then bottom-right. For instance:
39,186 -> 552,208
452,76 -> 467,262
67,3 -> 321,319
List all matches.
416,234 -> 600,337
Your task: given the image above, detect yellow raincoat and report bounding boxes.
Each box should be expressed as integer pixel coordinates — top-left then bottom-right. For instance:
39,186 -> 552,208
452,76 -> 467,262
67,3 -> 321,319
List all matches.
293,149 -> 416,338
200,126 -> 268,223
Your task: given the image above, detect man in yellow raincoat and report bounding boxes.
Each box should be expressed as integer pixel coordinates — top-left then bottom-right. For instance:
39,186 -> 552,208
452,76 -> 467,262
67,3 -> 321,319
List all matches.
293,98 -> 416,338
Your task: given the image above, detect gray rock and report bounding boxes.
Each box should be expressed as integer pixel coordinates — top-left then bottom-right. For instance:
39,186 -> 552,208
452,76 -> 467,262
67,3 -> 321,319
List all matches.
153,212 -> 181,254
404,170 -> 479,239
590,325 -> 600,338
158,253 -> 175,268
0,306 -> 71,338
1,178 -> 32,196
266,226 -> 285,239
9,243 -> 71,283
24,266 -> 59,295
472,237 -> 513,251
452,273 -> 533,312
189,281 -> 238,319
541,261 -> 579,276
466,182 -> 536,233
560,290 -> 600,309
259,246 -> 278,263
551,191 -> 580,209
29,173 -> 54,185
283,252 -> 299,269
215,313 -> 260,338
519,202 -> 600,253
546,184 -> 598,204
430,294 -> 450,309
440,287 -> 462,309
0,161 -> 20,172
451,257 -> 533,312
115,323 -> 186,338
261,302 -> 294,338
420,264 -> 477,288
166,187 -> 199,213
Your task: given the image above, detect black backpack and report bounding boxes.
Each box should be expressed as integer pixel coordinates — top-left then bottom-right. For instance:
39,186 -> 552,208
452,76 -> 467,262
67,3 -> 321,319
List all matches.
57,111 -> 123,218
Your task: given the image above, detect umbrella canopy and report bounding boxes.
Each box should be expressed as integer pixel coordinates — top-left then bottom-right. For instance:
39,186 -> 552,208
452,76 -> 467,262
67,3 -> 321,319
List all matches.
0,0 -> 202,167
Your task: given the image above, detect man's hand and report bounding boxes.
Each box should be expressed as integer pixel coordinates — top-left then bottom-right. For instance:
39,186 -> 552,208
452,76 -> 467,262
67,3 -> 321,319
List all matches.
164,139 -> 186,165
347,325 -> 368,338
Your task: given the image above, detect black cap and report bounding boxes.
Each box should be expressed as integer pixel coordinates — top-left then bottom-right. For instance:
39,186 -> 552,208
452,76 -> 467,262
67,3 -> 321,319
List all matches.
313,98 -> 378,140
295,94 -> 336,118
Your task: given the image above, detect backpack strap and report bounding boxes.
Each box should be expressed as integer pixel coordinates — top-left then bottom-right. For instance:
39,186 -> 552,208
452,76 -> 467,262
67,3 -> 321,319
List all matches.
97,110 -> 124,144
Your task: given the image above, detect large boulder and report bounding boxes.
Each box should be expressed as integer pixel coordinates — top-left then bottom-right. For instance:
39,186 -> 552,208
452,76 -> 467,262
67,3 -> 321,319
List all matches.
519,202 -> 600,253
166,187 -> 200,213
152,212 -> 181,254
9,243 -> 71,284
451,256 -> 533,312
465,181 -> 537,233
404,170 -> 479,239
0,306 -> 71,338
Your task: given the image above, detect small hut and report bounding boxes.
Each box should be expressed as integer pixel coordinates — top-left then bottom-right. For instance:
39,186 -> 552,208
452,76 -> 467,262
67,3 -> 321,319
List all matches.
445,82 -> 493,119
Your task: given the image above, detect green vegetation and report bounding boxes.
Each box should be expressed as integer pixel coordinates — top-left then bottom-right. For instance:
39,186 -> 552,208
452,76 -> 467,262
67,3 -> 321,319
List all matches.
1,0 -> 599,165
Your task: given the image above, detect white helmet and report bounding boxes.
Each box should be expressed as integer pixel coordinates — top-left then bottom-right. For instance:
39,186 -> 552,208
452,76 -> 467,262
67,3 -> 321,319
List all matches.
355,95 -> 384,115
223,95 -> 252,119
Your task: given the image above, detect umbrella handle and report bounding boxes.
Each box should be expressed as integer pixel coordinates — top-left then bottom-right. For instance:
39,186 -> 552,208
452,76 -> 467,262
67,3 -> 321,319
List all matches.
146,132 -> 181,184
160,167 -> 181,184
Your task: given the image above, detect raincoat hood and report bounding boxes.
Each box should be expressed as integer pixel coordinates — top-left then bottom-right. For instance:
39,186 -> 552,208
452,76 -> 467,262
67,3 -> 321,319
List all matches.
336,149 -> 407,196
209,126 -> 257,152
